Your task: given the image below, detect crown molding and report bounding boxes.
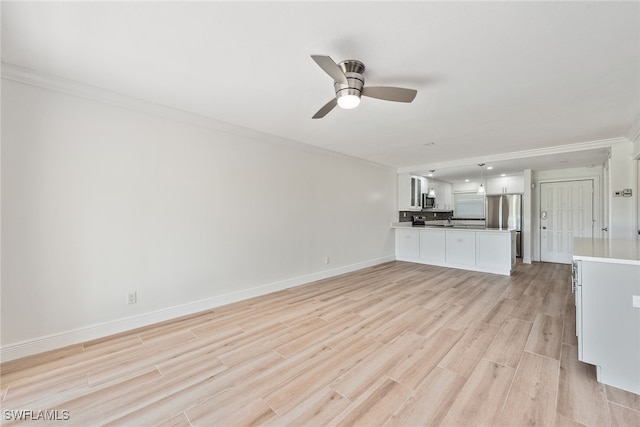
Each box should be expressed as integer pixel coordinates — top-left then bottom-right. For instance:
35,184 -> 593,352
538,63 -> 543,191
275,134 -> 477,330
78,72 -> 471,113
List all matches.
0,62 -> 279,139
397,137 -> 630,174
626,113 -> 640,143
631,125 -> 640,144
1,62 -> 394,171
632,127 -> 640,159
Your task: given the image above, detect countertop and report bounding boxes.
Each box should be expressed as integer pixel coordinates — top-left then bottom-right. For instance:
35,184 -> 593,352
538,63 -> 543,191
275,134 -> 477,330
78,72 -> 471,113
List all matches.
392,222 -> 514,233
573,237 -> 640,265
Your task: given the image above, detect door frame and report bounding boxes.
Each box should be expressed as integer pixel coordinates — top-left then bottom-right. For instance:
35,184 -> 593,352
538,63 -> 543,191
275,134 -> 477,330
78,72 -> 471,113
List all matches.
636,159 -> 640,239
533,176 -> 601,262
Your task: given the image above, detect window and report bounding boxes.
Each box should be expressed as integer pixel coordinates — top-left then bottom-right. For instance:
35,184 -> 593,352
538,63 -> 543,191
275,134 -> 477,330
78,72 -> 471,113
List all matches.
454,192 -> 485,218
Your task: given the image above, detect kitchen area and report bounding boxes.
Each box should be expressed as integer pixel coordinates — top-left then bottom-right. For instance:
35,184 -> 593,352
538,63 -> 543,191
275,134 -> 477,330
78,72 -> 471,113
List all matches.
395,164 -> 640,395
572,237 -> 640,395
393,170 -> 524,275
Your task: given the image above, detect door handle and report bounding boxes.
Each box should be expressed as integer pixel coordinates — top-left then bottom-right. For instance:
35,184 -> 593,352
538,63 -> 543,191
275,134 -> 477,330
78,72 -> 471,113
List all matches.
542,226 -> 547,230
602,227 -> 608,232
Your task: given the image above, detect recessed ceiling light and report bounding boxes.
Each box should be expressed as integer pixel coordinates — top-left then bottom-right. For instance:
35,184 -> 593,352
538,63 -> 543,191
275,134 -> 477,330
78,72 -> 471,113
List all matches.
465,179 -> 470,182
487,166 -> 493,170
501,174 -> 506,177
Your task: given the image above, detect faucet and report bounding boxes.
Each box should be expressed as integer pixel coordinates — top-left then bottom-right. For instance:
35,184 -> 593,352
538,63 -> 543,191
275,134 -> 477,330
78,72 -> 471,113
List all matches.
447,216 -> 452,224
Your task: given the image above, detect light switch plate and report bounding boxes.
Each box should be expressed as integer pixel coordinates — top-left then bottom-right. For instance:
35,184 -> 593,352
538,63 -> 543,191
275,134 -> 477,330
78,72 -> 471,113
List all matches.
633,295 -> 640,308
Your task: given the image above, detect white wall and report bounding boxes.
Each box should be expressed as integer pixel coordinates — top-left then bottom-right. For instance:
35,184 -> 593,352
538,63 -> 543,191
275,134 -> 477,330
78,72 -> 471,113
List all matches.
1,79 -> 397,360
608,141 -> 637,239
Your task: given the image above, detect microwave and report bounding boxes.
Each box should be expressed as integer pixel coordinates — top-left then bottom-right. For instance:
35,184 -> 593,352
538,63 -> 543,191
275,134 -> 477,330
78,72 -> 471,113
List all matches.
422,194 -> 435,209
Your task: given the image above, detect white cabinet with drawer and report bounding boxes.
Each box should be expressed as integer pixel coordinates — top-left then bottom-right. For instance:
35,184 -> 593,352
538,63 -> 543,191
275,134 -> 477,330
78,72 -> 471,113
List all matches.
572,237 -> 640,394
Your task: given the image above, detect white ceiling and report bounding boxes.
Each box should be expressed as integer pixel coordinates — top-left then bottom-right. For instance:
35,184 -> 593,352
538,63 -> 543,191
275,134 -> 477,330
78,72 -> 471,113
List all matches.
2,1 -> 639,180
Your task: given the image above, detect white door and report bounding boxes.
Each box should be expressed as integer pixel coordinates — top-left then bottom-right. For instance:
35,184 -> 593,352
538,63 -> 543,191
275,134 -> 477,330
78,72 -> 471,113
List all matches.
540,180 -> 593,264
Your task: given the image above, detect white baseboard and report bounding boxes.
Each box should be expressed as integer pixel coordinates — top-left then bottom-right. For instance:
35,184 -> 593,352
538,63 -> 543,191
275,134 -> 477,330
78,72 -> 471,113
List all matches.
1,256 -> 395,362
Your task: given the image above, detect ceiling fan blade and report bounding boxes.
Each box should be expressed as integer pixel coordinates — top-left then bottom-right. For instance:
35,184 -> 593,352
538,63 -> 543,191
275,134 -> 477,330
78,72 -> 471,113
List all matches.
362,86 -> 417,103
311,55 -> 348,85
312,98 -> 338,119
311,98 -> 338,119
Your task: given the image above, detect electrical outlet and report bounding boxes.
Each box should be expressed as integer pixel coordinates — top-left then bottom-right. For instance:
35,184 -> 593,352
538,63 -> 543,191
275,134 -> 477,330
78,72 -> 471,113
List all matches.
127,291 -> 137,304
324,257 -> 330,265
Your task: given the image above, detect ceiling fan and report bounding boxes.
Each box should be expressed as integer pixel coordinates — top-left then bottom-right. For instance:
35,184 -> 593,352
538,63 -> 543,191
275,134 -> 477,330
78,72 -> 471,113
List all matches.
311,55 -> 417,119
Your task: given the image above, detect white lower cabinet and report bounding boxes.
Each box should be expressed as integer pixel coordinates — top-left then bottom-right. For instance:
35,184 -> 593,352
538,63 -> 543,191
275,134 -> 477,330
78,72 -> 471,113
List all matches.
573,259 -> 640,394
395,228 -> 420,260
476,232 -> 515,271
445,231 -> 476,267
395,227 -> 514,275
419,229 -> 446,263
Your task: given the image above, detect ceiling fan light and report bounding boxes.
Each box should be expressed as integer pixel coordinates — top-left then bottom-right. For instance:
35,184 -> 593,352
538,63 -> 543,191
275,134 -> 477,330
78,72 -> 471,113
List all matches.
337,94 -> 361,109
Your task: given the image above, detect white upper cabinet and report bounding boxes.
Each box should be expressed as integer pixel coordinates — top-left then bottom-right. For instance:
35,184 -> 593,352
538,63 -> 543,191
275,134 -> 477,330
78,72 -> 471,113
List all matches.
486,175 -> 524,194
440,181 -> 454,210
397,173 -> 454,211
452,180 -> 482,193
398,173 -> 425,211
427,179 -> 453,210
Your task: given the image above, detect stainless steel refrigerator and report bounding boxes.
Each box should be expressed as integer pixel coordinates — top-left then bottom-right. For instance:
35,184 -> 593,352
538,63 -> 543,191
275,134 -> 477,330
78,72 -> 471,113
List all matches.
486,194 -> 522,257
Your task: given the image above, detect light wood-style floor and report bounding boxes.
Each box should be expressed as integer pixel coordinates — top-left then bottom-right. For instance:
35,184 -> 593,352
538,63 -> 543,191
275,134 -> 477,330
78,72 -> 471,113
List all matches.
2,261 -> 640,426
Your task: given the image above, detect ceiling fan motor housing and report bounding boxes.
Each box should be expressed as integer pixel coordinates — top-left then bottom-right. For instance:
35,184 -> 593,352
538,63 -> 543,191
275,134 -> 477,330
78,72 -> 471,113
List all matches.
334,60 -> 365,101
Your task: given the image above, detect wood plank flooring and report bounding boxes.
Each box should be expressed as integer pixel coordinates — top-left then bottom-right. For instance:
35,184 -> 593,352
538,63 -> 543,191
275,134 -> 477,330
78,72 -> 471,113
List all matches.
2,261 -> 640,426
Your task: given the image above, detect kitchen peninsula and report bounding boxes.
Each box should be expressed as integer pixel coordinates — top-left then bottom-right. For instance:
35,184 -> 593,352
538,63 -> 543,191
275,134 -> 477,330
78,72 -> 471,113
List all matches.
393,223 -> 516,275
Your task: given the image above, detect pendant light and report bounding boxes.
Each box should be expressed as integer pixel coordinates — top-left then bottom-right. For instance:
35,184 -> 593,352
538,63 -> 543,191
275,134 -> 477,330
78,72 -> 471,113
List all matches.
477,164 -> 485,195
428,170 -> 436,197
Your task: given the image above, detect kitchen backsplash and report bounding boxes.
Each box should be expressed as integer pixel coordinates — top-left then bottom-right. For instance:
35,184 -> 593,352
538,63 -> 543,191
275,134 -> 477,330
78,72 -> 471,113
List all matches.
398,210 -> 453,222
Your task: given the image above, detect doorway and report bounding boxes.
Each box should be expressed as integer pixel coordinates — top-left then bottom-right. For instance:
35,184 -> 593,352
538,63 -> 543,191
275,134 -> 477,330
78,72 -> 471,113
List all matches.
540,180 -> 594,264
